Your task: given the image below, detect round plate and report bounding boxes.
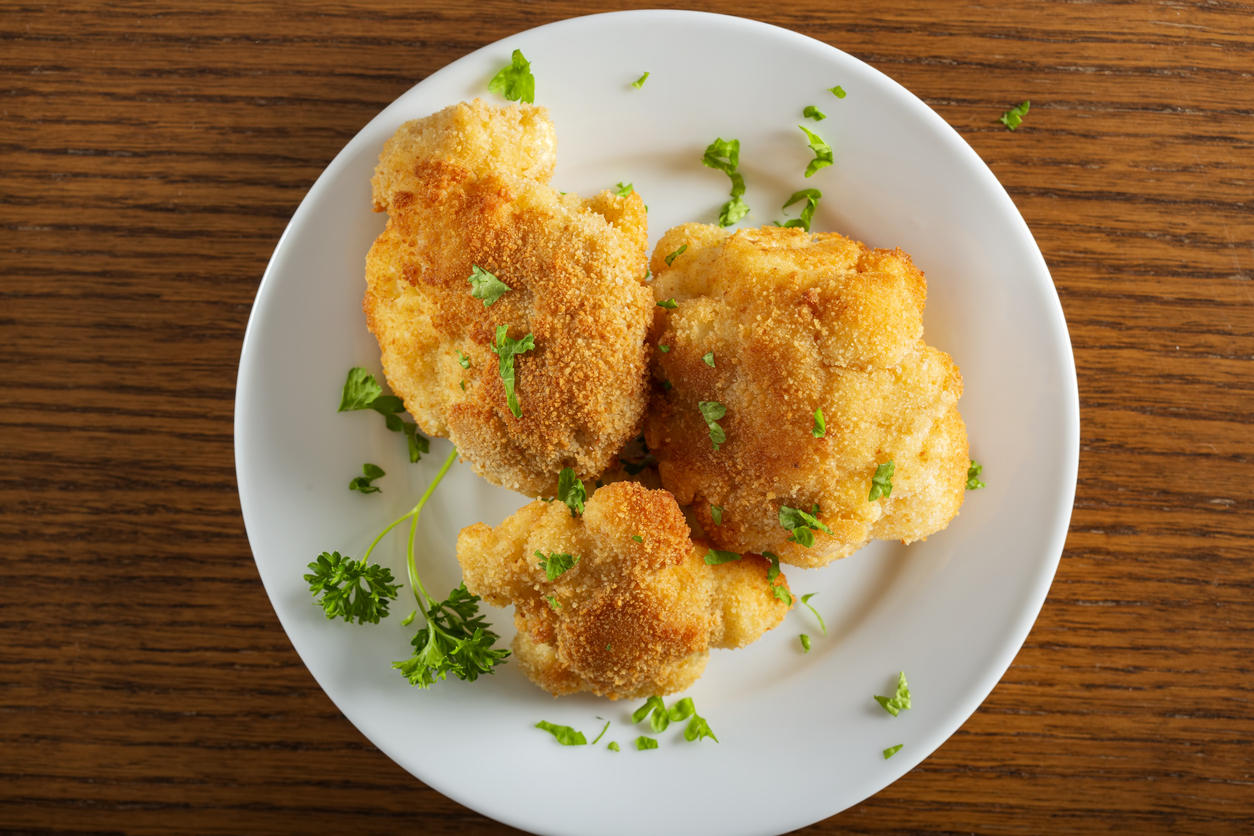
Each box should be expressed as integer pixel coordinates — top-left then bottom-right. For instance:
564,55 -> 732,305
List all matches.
235,10 -> 1078,836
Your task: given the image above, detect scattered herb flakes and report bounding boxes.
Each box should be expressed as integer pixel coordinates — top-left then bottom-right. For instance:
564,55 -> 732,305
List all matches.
608,741 -> 620,751
803,105 -> 826,121
488,48 -> 535,103
999,100 -> 1031,131
348,462 -> 386,494
782,188 -> 822,232
591,720 -> 611,745
632,71 -> 650,89
702,350 -> 715,367
778,504 -> 832,547
875,671 -> 912,717
698,400 -> 727,450
664,244 -> 688,267
798,125 -> 834,178
557,467 -> 586,516
800,592 -> 827,636
535,720 -> 586,745
868,461 -> 895,501
710,504 -> 724,526
305,551 -> 400,624
491,325 -> 536,418
966,460 -> 986,490
812,407 -> 826,438
636,736 -> 659,750
632,535 -> 643,543
614,181 -> 634,198
883,744 -> 904,759
704,548 -> 742,565
800,634 -> 812,652
829,84 -> 847,99
535,550 -> 579,581
544,595 -> 562,611
467,265 -> 512,307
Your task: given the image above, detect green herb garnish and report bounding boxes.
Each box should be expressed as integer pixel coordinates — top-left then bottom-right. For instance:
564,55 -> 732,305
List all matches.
591,721 -> 610,745
684,712 -> 718,743
658,344 -> 670,352
800,634 -> 811,652
761,551 -> 793,605
698,400 -> 727,450
614,182 -> 634,197
702,137 -> 750,227
883,743 -> 903,759
664,244 -> 688,266
304,551 -> 401,624
632,71 -> 650,89
704,548 -> 742,565
338,368 -> 430,462
488,48 -> 535,104
811,407 -> 826,438
778,504 -> 832,547
702,350 -> 715,367
636,736 -> 658,750
782,188 -> 822,232
536,550 -> 579,580
710,505 -> 723,526
966,460 -> 986,490
349,462 -> 386,494
829,85 -> 846,99
535,720 -> 586,745
800,592 -> 827,636
467,265 -> 512,307
999,100 -> 1030,131
544,594 -> 562,611
798,126 -> 833,178
608,740 -> 620,751
632,535 -> 643,543
491,325 -> 536,418
875,671 -> 912,717
803,105 -> 826,121
661,380 -> 672,391
869,461 -> 895,501
455,350 -> 471,369
557,467 -> 586,516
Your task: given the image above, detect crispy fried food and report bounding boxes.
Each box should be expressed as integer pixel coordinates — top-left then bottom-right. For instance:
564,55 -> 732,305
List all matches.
456,480 -> 792,699
365,100 -> 653,495
644,224 -> 968,569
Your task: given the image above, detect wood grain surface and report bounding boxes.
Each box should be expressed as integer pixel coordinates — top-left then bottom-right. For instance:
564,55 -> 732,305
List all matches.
3,1 -> 1252,833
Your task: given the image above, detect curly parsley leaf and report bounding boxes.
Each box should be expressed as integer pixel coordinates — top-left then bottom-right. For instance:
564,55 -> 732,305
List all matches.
800,592 -> 827,636
799,125 -> 834,178
812,407 -> 826,438
392,582 -> 509,688
869,461 -> 895,501
704,548 -> 742,565
536,550 -> 579,581
875,671 -> 912,717
664,244 -> 688,267
966,460 -> 986,490
702,350 -> 716,368
338,367 -> 383,412
782,188 -> 822,232
710,504 -> 723,526
349,462 -> 385,494
467,265 -> 512,307
698,400 -> 727,450
632,71 -> 650,89
829,84 -> 847,99
614,181 -> 634,197
491,325 -> 536,418
636,735 -> 658,750
488,48 -> 535,104
557,467 -> 586,516
535,720 -> 586,745
999,100 -> 1030,131
800,634 -> 812,652
305,551 -> 400,624
779,504 -> 832,547
803,105 -> 826,121
883,743 -> 904,759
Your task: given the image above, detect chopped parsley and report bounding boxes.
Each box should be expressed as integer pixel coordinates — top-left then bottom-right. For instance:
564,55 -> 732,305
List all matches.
535,720 -> 586,745
337,368 -> 429,463
704,548 -> 742,565
632,535 -> 643,543
661,380 -> 672,391
875,671 -> 912,717
762,551 -> 793,605
636,736 -> 658,750
544,595 -> 562,611
967,460 -> 986,490
658,344 -> 670,352
488,48 -> 535,104
614,181 -> 634,197
491,325 -> 536,418
800,592 -> 827,636
684,712 -> 718,743
698,400 -> 727,450
632,71 -> 650,89
782,188 -> 822,232
710,504 -> 723,526
304,551 -> 400,624
702,350 -> 715,367
812,407 -> 826,438
455,350 -> 470,369
798,126 -> 834,178
633,696 -> 716,744
883,744 -> 904,759
459,380 -> 466,391
829,84 -> 846,99
778,504 -> 832,547
467,265 -> 512,307
591,720 -> 610,745
800,634 -> 811,652
803,105 -> 826,121
557,467 -> 586,516
664,244 -> 688,266
868,461 -> 895,501
536,550 -> 579,581
999,100 -> 1030,131
702,138 -> 750,227
348,462 -> 385,494
608,741 -> 620,751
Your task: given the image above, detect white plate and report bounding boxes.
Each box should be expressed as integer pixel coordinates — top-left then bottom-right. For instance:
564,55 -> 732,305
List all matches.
235,10 -> 1078,836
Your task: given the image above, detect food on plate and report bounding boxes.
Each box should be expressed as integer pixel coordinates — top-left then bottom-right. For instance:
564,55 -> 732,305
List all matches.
644,223 -> 968,569
365,99 -> 653,496
456,480 -> 792,699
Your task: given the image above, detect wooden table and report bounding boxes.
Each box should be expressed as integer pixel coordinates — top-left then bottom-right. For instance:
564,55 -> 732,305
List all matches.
4,1 -> 1251,833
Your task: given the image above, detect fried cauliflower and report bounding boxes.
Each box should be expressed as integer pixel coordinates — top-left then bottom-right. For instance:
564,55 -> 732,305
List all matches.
365,99 -> 653,496
456,480 -> 792,699
644,224 -> 968,569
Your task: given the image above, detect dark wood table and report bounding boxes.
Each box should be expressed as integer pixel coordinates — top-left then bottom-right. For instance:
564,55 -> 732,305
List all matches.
4,1 -> 1251,833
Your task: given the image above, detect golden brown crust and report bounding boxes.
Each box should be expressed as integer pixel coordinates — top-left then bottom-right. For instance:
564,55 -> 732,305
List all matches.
644,224 -> 968,568
456,481 -> 791,699
365,100 -> 652,495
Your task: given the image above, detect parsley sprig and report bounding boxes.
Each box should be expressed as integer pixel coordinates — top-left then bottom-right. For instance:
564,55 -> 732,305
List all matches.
702,138 -> 750,227
338,368 -> 430,462
305,551 -> 401,624
488,48 -> 535,103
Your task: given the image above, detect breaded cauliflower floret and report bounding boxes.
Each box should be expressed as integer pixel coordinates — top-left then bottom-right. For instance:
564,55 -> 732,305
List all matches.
644,224 -> 968,569
365,100 -> 653,496
456,481 -> 791,699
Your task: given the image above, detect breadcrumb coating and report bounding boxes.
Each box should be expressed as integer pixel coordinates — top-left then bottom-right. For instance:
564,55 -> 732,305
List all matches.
644,224 -> 968,569
365,100 -> 653,495
456,481 -> 791,699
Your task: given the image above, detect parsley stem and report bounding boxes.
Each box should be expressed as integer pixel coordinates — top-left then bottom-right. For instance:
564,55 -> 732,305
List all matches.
405,446 -> 459,612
